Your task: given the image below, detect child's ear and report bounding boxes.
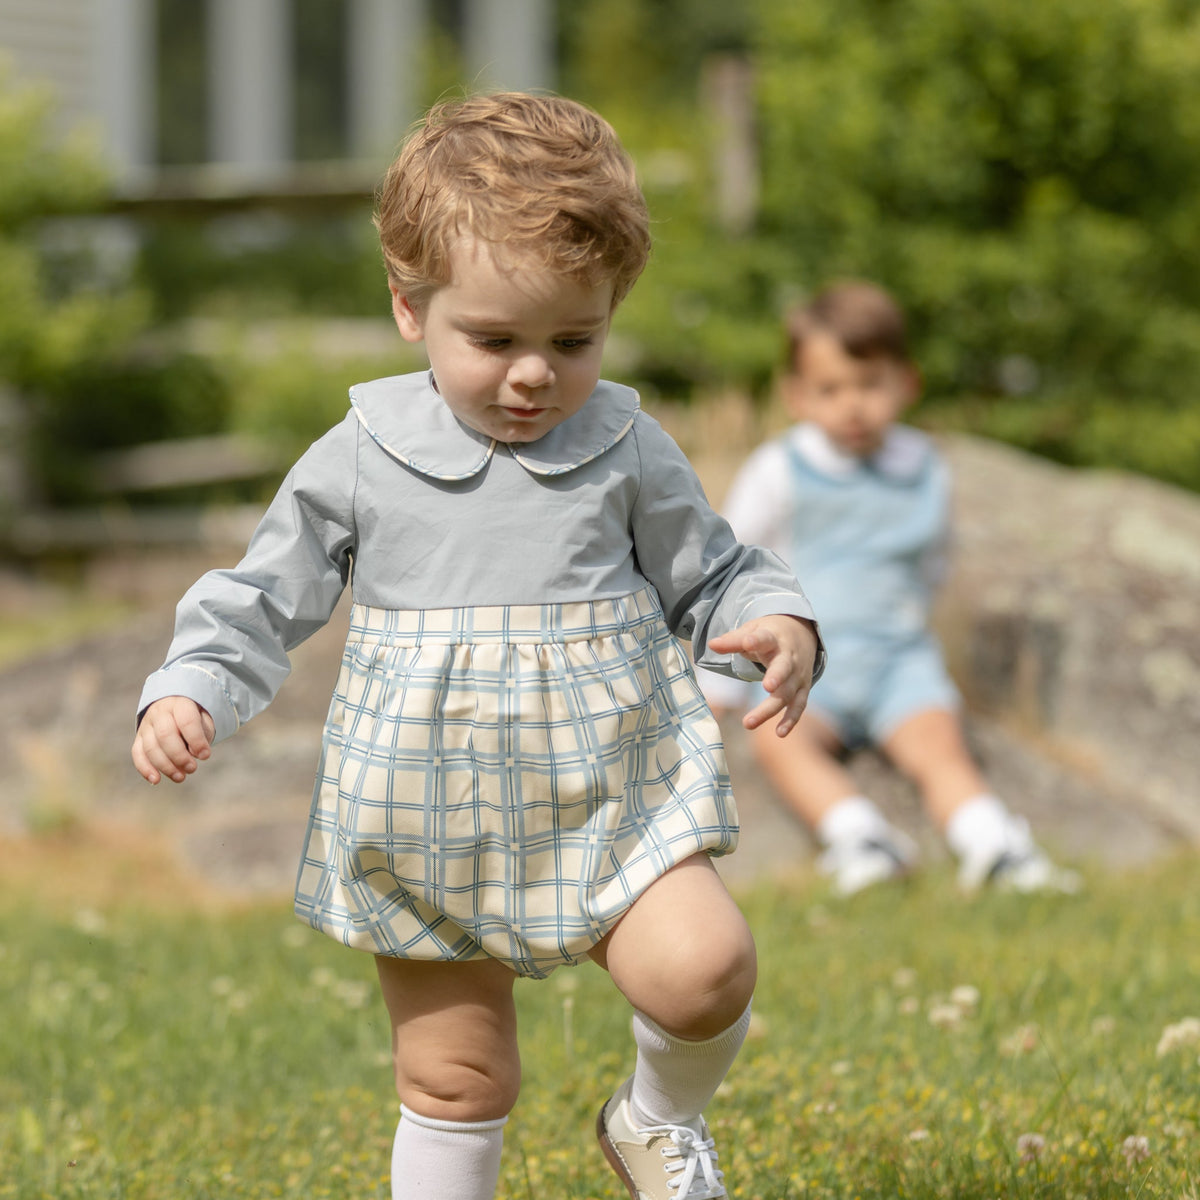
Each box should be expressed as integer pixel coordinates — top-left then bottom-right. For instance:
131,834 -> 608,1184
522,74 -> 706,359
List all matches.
899,363 -> 923,407
390,283 -> 425,343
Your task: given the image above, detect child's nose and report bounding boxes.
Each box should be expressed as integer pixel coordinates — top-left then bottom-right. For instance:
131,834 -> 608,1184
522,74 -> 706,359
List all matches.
508,352 -> 555,390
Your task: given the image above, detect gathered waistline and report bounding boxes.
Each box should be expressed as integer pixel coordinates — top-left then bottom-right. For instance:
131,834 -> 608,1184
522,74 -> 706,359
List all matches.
347,586 -> 664,646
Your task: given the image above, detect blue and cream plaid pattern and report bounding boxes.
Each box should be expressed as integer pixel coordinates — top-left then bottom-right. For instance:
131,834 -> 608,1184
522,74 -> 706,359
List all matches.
294,587 -> 738,978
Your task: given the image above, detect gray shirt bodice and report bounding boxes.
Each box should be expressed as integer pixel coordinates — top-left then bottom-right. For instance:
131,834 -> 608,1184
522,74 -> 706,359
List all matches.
139,372 -> 821,742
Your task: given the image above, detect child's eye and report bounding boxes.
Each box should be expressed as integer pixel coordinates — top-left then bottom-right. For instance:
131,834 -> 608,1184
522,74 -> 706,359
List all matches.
468,336 -> 510,350
556,337 -> 593,352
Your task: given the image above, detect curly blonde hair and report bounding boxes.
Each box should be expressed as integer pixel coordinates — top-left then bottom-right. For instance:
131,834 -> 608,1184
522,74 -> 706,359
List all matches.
375,92 -> 651,311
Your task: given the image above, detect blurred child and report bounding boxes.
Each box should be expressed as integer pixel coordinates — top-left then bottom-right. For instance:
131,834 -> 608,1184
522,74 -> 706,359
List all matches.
701,281 -> 1080,898
132,93 -> 824,1200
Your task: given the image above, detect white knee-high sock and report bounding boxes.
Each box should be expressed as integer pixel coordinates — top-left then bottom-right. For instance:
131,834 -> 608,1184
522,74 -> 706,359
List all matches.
391,1105 -> 506,1200
629,1005 -> 752,1131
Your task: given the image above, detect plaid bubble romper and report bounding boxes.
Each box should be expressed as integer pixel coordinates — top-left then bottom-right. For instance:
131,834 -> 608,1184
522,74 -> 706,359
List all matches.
294,588 -> 737,977
137,374 -> 820,979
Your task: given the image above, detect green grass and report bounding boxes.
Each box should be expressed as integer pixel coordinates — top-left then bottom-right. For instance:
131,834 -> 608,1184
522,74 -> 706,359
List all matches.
2,852 -> 1198,1199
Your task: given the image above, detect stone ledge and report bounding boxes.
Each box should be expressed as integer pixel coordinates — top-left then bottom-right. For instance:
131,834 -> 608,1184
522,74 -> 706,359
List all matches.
936,435 -> 1199,843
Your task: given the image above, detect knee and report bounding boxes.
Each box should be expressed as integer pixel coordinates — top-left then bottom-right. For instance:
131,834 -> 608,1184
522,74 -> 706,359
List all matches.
646,919 -> 757,1039
394,1043 -> 521,1123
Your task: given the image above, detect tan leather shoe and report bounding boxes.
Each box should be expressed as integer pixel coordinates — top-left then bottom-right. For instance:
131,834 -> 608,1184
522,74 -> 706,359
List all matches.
596,1076 -> 726,1199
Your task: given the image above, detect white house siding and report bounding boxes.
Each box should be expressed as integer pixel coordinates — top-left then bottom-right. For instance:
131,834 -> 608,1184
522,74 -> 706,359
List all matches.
0,0 -> 153,180
0,0 -> 95,138
463,0 -> 554,93
0,0 -> 555,186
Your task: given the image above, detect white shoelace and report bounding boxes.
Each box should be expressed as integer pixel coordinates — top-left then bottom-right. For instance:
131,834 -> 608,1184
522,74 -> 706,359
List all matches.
652,1124 -> 726,1198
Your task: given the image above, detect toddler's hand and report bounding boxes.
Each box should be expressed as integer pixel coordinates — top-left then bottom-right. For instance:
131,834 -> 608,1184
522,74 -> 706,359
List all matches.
132,696 -> 215,784
708,615 -> 819,737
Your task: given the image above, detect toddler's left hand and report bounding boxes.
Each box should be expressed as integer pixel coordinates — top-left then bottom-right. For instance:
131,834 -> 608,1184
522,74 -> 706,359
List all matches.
707,615 -> 819,737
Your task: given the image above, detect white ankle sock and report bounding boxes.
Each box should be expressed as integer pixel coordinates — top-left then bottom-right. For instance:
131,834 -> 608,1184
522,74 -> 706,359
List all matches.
629,1005 -> 752,1131
391,1105 -> 506,1200
945,794 -> 1030,861
816,795 -> 890,847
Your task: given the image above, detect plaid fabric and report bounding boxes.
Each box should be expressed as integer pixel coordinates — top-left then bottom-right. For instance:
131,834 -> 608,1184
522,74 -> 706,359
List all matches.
294,587 -> 738,978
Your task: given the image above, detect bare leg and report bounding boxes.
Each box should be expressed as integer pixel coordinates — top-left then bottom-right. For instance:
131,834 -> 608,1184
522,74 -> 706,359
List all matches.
589,853 -> 756,1039
375,956 -> 521,1122
749,708 -> 917,894
880,707 -> 988,830
884,708 -> 1082,894
376,957 -> 519,1199
746,708 -> 855,830
591,853 -> 754,1180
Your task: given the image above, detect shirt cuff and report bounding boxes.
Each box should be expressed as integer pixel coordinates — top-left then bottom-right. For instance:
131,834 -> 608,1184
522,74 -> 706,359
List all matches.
728,594 -> 827,683
136,664 -> 242,744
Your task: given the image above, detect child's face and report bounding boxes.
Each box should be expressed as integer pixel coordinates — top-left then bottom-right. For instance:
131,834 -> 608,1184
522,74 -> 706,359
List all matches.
391,239 -> 614,444
784,332 -> 919,458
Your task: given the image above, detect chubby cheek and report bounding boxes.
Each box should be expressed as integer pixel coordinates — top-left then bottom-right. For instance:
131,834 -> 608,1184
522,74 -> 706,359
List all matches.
866,393 -> 902,429
438,360 -> 501,400
805,399 -> 842,431
562,358 -> 607,404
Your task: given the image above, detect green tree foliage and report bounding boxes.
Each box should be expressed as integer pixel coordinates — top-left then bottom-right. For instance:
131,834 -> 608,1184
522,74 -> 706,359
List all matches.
563,0 -> 1200,489
0,70 -> 142,389
755,0 -> 1200,404
559,0 -> 789,395
560,0 -> 750,108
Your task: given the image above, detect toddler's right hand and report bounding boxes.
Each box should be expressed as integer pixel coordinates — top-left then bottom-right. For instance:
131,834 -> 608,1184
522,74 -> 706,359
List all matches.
132,697 -> 215,785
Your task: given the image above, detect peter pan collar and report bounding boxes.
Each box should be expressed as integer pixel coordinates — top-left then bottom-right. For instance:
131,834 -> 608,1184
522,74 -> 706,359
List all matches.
349,371 -> 639,481
790,421 -> 932,484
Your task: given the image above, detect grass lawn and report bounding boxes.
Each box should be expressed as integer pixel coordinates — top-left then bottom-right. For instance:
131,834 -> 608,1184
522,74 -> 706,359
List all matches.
1,829 -> 1197,1199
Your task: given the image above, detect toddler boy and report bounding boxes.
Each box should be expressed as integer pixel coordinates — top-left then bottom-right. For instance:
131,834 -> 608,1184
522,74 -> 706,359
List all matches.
702,281 -> 1080,897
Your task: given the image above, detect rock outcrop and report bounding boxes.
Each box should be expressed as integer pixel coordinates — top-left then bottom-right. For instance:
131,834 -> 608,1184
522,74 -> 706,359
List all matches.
938,435 -> 1199,848
0,434 -> 1194,893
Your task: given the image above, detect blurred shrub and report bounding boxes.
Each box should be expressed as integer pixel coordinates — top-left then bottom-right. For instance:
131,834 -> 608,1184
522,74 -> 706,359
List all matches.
560,0 -> 1200,490
0,69 -> 145,392
227,344 -> 422,464
933,395 -> 1200,493
135,213 -> 385,323
754,0 -> 1200,409
29,352 -> 231,505
0,68 -> 241,507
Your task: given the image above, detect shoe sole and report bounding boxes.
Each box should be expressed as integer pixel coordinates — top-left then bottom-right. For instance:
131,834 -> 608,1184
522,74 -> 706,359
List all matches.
833,840 -> 915,897
596,1100 -> 640,1200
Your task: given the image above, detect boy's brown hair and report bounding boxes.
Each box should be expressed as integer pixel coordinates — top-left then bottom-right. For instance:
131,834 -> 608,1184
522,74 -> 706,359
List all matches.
785,281 -> 911,370
376,92 -> 651,311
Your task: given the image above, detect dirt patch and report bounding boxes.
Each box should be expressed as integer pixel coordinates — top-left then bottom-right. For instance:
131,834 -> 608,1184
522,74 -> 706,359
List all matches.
0,822 -> 241,914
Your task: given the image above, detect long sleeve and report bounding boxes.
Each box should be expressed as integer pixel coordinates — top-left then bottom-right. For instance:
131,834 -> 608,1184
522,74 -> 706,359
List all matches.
917,457 -> 953,593
628,415 -> 823,681
137,417 -> 358,742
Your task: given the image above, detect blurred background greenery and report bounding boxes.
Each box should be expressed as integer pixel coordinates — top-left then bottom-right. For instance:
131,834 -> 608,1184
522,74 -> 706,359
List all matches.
2,0 -> 1199,524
